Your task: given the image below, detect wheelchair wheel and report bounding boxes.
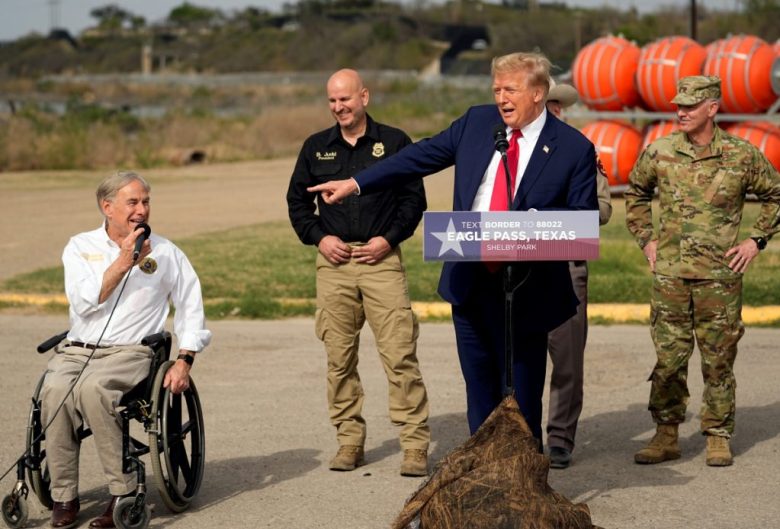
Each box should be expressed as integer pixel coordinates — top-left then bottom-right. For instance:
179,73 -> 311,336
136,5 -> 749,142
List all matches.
1,494 -> 28,529
26,373 -> 53,510
112,496 -> 150,529
148,361 -> 205,513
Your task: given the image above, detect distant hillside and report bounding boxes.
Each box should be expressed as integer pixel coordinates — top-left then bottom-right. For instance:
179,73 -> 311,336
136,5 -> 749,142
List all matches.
1,0 -> 777,77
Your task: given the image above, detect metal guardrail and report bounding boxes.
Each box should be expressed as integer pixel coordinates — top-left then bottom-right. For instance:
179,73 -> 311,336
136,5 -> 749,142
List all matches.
566,105 -> 780,123
10,71 -> 780,124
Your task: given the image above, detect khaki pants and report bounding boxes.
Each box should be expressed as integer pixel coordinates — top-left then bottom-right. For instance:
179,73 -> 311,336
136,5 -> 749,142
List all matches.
315,246 -> 430,451
40,343 -> 153,501
547,260 -> 588,451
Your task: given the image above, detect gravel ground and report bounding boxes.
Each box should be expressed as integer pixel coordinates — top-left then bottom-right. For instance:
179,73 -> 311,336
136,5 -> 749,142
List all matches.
1,315 -> 778,529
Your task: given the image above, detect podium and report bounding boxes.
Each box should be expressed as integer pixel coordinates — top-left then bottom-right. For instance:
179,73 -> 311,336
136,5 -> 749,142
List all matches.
422,209 -> 600,397
423,210 -> 599,262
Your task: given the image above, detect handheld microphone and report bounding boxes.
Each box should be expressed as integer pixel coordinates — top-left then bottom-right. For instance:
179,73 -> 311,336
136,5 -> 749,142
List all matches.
493,124 -> 509,155
133,222 -> 151,261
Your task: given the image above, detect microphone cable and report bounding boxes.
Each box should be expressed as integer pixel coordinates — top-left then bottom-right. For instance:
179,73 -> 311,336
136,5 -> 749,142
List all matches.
0,259 -> 138,485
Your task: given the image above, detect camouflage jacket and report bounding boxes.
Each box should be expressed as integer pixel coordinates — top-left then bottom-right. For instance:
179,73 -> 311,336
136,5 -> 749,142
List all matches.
625,126 -> 780,279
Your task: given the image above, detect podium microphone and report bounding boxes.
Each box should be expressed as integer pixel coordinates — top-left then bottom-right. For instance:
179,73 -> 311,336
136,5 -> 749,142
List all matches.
133,222 -> 151,261
493,124 -> 509,156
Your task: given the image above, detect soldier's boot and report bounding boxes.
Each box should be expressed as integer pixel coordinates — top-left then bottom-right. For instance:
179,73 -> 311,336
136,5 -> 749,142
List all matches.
634,424 -> 681,464
705,435 -> 733,467
329,445 -> 365,471
400,449 -> 428,477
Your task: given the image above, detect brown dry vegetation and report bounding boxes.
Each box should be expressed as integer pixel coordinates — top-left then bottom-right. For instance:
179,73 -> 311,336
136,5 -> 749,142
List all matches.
0,76 -> 488,171
2,0 -> 776,172
0,101 -> 334,170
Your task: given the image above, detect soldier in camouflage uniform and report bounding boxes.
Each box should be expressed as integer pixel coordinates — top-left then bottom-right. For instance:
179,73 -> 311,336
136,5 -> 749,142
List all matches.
625,75 -> 780,467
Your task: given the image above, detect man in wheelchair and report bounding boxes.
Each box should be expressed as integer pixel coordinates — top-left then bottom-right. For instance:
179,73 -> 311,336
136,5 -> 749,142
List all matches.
41,171 -> 211,529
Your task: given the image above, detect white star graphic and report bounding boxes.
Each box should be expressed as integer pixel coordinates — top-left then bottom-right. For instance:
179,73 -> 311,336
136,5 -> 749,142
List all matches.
432,218 -> 465,257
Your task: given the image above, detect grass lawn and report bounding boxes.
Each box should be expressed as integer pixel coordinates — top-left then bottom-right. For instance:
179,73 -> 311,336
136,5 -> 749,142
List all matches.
3,200 -> 779,320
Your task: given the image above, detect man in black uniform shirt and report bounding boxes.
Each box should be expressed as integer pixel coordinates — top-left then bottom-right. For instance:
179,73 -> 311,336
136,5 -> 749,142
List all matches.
287,69 -> 430,476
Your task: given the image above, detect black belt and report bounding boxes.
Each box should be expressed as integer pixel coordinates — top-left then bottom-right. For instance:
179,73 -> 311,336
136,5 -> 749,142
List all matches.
68,341 -> 109,349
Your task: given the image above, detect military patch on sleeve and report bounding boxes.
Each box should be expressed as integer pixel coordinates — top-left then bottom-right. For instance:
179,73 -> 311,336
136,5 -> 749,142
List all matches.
138,257 -> 158,274
372,142 -> 385,158
596,155 -> 607,178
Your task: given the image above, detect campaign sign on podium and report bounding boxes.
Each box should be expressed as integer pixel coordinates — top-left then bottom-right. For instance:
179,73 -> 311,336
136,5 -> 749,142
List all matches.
423,210 -> 599,262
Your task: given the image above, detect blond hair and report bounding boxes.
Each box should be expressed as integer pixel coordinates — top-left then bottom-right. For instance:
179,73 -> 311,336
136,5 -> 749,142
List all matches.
491,52 -> 552,96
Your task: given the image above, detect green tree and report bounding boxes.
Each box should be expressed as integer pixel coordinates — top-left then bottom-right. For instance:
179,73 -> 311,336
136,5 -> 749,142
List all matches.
89,4 -> 145,32
741,0 -> 780,39
232,7 -> 273,31
167,2 -> 224,29
741,0 -> 780,10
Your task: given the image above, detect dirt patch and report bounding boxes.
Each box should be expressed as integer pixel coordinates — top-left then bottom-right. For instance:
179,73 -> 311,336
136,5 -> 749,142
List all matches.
0,159 -> 454,281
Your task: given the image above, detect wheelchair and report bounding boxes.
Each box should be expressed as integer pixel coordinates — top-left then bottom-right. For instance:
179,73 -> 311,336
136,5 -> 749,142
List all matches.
2,331 -> 205,529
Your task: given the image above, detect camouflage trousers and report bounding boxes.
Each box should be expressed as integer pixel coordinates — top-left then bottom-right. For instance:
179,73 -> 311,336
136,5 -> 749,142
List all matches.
648,274 -> 744,436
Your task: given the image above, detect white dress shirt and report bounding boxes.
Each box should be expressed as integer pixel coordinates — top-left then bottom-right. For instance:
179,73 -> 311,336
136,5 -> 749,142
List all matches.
471,108 -> 548,211
63,225 -> 212,351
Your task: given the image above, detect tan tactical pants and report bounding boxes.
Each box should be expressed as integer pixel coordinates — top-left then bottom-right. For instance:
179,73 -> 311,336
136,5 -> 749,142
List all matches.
315,246 -> 430,451
40,343 -> 153,501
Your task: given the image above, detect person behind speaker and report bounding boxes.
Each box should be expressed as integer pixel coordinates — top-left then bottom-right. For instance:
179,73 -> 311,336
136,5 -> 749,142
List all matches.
543,81 -> 612,469
308,52 -> 598,448
41,171 -> 211,529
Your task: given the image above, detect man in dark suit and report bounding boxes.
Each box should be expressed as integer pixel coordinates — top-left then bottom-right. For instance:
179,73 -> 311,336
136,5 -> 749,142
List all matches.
308,52 -> 597,446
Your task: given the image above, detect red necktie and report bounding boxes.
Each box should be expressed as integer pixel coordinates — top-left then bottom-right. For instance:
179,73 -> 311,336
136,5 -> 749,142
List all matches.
485,130 -> 521,273
489,130 -> 522,211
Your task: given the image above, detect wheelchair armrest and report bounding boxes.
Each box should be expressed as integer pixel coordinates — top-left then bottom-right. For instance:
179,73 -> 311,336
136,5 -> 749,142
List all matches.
141,331 -> 170,348
37,331 -> 69,354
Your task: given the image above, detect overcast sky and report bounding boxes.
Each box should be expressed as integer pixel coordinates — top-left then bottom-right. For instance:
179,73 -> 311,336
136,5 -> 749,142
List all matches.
0,0 -> 744,41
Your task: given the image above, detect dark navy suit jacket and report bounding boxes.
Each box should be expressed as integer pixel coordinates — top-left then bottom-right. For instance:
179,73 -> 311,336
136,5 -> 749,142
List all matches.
356,105 -> 598,332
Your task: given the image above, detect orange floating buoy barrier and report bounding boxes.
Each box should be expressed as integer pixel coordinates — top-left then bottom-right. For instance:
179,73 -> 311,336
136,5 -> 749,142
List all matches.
642,120 -> 680,150
704,35 -> 778,113
572,35 -> 641,111
637,36 -> 707,111
581,120 -> 643,186
728,121 -> 780,171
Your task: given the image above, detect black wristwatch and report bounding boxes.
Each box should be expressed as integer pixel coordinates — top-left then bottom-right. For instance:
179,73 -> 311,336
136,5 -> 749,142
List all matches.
751,236 -> 767,251
177,353 -> 195,366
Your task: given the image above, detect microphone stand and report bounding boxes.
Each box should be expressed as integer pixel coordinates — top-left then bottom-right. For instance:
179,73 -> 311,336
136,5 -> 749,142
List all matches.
493,128 -> 530,398
499,151 -> 515,398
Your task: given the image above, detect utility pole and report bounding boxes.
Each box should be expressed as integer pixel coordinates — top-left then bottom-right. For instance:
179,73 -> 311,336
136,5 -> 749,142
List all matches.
690,0 -> 698,42
48,0 -> 61,31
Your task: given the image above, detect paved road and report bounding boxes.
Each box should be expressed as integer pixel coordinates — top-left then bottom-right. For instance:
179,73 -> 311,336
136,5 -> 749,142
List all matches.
1,315 -> 778,528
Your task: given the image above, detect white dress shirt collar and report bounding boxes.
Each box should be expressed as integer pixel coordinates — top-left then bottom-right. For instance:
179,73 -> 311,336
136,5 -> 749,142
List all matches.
506,106 -> 547,144
472,108 -> 548,211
